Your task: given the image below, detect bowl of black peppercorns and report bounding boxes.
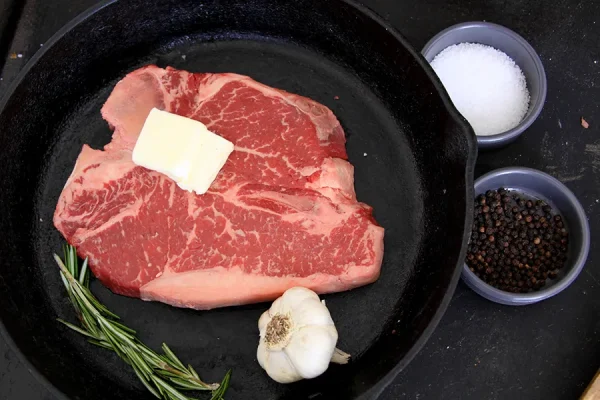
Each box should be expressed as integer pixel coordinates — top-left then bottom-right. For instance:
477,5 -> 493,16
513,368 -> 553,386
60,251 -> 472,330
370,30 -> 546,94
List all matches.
463,167 -> 590,305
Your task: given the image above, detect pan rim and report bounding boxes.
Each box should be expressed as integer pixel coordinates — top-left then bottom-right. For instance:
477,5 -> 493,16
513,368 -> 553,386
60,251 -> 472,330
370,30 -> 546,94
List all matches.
0,1 -> 477,399
347,1 -> 477,394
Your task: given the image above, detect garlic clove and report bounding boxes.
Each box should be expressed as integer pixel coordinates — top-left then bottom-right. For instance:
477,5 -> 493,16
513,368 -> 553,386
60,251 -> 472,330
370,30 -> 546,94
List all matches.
257,337 -> 269,370
265,287 -> 320,322
289,297 -> 335,328
265,347 -> 302,383
266,294 -> 291,317
280,287 -> 320,310
284,325 -> 338,379
258,309 -> 271,333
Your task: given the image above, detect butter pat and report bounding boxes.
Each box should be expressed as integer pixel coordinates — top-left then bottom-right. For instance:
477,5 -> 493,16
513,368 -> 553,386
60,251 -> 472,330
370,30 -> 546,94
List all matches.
132,108 -> 234,195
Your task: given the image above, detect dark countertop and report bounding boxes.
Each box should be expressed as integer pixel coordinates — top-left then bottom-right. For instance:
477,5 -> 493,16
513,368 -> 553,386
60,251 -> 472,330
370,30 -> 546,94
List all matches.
0,0 -> 598,399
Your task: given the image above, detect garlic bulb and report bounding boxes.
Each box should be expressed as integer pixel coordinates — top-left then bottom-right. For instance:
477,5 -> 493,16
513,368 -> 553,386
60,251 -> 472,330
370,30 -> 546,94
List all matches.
257,287 -> 350,384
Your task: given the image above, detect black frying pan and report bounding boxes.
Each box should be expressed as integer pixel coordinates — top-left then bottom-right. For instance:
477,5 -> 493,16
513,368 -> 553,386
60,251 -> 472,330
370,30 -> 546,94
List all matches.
0,0 -> 476,399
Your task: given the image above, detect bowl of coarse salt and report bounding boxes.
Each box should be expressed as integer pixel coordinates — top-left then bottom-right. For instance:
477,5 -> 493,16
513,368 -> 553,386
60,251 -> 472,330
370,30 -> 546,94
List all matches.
422,21 -> 547,150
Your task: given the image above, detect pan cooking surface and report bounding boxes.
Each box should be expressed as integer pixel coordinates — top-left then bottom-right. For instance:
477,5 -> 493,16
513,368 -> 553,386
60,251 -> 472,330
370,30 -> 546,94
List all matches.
35,37 -> 422,399
0,1 -> 475,399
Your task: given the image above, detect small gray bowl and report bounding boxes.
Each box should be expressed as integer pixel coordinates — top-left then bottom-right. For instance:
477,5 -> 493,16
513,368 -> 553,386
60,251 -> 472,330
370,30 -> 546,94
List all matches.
422,22 -> 547,150
462,167 -> 590,305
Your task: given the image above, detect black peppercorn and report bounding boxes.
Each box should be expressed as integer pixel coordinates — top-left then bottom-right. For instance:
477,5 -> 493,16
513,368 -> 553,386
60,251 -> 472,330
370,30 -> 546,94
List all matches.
465,188 -> 569,293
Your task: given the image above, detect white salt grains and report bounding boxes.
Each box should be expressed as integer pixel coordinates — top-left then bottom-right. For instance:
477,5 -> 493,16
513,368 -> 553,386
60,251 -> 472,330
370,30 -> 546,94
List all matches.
430,43 -> 530,136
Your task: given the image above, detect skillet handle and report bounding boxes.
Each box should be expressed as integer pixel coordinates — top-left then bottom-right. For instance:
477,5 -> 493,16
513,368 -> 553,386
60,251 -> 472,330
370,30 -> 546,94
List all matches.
581,369 -> 600,400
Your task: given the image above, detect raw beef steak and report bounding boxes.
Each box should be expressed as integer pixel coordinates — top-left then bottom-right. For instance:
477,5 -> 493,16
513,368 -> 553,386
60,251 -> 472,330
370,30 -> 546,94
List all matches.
54,65 -> 384,310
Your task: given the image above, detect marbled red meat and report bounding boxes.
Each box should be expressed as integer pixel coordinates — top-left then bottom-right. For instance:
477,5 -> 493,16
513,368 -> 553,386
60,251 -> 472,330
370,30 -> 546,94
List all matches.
53,65 -> 384,310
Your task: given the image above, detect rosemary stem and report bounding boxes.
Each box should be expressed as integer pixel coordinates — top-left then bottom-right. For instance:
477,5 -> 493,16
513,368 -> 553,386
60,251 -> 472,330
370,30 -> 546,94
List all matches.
55,245 -> 230,400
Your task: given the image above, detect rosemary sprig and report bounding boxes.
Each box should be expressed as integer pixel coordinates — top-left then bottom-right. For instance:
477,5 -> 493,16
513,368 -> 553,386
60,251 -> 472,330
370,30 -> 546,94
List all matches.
55,245 -> 231,400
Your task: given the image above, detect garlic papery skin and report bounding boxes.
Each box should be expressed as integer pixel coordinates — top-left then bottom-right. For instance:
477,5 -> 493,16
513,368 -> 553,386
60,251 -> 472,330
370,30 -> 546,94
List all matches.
257,287 -> 349,384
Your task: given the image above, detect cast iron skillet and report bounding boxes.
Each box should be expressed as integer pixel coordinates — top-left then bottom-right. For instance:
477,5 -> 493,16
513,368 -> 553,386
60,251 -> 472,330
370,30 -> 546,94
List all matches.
0,0 -> 477,399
